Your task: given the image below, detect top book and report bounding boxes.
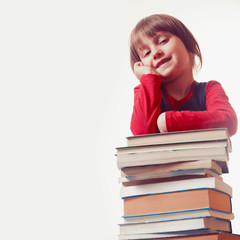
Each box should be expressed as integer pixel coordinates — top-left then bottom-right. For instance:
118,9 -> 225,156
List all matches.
126,128 -> 232,152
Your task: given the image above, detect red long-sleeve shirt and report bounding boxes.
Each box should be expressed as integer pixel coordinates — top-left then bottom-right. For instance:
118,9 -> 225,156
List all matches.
130,74 -> 238,136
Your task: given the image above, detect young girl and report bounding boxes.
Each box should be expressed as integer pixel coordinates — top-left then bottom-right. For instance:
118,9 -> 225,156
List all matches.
130,14 -> 238,136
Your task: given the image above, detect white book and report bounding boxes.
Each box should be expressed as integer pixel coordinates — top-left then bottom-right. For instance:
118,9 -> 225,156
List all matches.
126,128 -> 232,151
116,146 -> 229,173
119,217 -> 231,235
123,209 -> 234,224
120,177 -> 232,199
117,140 -> 229,155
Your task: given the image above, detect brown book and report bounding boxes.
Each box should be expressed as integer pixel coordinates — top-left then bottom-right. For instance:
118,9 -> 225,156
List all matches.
121,168 -> 223,187
120,160 -> 223,187
121,160 -> 222,177
124,189 -> 232,217
118,233 -> 240,240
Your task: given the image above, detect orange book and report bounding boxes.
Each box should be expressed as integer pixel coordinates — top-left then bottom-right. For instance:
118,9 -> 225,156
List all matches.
124,189 -> 231,217
158,233 -> 240,240
119,233 -> 240,240
144,233 -> 240,240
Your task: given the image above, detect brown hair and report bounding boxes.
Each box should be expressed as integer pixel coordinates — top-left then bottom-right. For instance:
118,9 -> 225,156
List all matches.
130,14 -> 202,71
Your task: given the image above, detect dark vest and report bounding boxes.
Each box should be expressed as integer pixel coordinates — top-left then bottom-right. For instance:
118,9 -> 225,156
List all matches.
160,82 -> 207,112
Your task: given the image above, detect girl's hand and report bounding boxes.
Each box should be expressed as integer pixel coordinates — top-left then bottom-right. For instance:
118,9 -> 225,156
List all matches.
134,62 -> 159,80
157,112 -> 167,133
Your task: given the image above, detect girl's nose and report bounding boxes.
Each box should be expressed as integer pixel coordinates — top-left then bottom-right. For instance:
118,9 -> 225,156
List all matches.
153,49 -> 163,60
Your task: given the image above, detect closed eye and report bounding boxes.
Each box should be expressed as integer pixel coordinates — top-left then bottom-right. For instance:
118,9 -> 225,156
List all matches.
142,50 -> 151,57
159,38 -> 168,45
144,51 -> 151,56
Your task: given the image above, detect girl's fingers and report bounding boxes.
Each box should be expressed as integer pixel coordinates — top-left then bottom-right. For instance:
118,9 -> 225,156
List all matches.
134,62 -> 143,67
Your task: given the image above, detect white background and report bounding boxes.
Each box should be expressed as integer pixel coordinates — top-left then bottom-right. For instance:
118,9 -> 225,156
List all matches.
1,0 -> 240,239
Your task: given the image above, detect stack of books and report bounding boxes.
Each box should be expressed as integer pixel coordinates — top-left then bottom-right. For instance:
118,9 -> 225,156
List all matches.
116,128 -> 240,240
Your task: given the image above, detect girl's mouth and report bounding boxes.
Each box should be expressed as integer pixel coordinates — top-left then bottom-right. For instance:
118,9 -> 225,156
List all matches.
156,57 -> 171,68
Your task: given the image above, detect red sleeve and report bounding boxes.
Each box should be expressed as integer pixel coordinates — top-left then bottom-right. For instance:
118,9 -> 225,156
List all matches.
166,80 -> 238,136
130,74 -> 162,135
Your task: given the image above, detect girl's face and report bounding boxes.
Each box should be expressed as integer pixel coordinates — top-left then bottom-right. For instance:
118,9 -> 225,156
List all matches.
137,32 -> 193,82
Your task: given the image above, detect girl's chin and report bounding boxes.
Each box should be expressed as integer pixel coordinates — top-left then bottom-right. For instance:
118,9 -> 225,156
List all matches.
156,67 -> 171,78
160,75 -> 176,84
157,67 -> 178,81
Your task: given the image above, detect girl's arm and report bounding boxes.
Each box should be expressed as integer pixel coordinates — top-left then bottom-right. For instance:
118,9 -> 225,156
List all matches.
164,81 -> 238,136
130,74 -> 162,135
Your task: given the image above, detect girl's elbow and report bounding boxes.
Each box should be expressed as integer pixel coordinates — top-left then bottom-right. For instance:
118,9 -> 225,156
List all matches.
228,114 -> 238,137
130,122 -> 158,136
130,124 -> 148,136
